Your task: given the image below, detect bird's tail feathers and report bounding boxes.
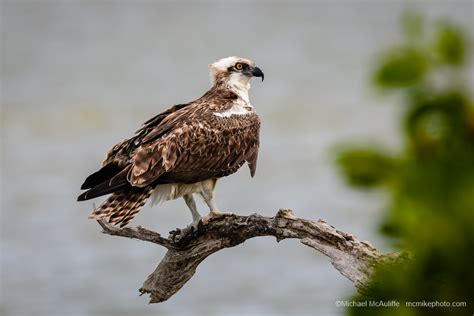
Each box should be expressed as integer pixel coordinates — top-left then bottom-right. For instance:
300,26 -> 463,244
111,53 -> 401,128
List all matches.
89,186 -> 153,227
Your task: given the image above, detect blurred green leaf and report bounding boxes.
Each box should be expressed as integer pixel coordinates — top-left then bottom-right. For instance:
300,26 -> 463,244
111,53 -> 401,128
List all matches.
336,148 -> 397,188
404,92 -> 467,155
374,48 -> 428,88
402,10 -> 424,42
434,22 -> 465,65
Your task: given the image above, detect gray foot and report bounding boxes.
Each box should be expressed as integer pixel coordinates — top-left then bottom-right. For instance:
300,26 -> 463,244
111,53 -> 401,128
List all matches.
189,218 -> 202,230
179,218 -> 203,235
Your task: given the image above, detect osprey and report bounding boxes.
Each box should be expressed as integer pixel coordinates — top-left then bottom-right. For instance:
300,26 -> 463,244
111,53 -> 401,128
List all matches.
78,56 -> 264,227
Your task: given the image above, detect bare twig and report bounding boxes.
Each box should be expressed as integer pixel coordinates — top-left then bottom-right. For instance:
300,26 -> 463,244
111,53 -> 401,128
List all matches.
97,209 -> 392,303
98,220 -> 177,249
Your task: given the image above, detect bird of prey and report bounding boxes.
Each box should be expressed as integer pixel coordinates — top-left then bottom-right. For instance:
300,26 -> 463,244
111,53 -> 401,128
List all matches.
78,56 -> 264,228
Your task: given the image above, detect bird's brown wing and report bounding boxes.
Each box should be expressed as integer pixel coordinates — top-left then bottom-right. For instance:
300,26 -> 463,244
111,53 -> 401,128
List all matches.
128,111 -> 261,187
78,103 -> 192,200
101,103 -> 190,167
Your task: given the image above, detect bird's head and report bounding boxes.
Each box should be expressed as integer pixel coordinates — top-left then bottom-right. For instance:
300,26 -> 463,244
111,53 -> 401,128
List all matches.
209,56 -> 264,89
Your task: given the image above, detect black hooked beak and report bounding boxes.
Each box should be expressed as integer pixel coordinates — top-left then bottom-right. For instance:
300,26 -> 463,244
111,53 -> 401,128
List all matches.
251,66 -> 264,82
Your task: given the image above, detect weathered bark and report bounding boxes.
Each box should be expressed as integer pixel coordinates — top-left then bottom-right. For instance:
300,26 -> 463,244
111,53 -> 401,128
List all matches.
98,209 -> 391,303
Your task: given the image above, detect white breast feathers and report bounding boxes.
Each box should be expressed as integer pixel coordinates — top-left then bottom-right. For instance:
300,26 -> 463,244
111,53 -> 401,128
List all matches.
214,99 -> 253,118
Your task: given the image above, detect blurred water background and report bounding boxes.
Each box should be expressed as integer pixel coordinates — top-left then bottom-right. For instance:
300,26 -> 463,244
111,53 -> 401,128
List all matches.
1,1 -> 473,315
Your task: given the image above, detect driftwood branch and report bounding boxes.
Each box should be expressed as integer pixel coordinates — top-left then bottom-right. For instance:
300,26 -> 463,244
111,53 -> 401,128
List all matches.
98,209 -> 393,303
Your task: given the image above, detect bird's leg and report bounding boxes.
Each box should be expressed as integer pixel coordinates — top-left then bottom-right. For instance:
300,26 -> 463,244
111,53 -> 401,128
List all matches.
199,179 -> 232,221
183,194 -> 202,229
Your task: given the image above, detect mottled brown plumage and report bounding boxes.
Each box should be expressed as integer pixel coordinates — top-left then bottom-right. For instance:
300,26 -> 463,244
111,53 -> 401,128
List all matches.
78,56 -> 264,227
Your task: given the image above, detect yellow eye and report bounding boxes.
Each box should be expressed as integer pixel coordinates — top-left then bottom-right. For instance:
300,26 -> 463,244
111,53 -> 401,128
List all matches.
235,63 -> 244,70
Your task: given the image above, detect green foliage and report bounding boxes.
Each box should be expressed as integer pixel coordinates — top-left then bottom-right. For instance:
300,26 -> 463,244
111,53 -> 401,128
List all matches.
374,48 -> 428,88
336,12 -> 474,315
336,148 -> 397,188
434,22 -> 466,65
